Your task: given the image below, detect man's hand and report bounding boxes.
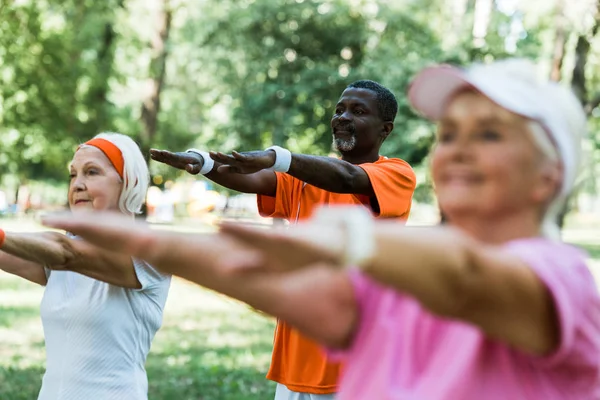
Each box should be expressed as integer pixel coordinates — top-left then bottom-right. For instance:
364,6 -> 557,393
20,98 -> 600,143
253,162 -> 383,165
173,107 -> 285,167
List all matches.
210,150 -> 276,174
150,149 -> 204,175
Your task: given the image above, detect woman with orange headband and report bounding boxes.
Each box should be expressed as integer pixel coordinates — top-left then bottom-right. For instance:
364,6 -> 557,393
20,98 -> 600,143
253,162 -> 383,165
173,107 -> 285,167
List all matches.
0,132 -> 170,400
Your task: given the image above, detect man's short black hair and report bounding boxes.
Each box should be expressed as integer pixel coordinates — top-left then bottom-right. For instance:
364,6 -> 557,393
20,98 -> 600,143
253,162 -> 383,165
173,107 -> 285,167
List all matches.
347,80 -> 398,122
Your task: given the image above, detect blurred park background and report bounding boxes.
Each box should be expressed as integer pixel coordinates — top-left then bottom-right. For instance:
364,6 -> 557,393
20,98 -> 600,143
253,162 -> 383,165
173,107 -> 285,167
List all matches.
1,0 -> 600,398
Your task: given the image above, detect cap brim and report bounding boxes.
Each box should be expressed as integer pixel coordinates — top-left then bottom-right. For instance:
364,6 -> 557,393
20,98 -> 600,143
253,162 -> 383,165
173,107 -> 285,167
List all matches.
408,65 -> 472,121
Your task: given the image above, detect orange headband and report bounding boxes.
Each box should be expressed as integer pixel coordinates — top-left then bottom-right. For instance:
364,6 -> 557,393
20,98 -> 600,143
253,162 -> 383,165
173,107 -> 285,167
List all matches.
80,138 -> 125,178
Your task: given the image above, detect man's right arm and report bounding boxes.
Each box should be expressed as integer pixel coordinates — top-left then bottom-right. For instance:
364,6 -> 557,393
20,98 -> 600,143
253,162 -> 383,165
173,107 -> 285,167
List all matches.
205,160 -> 276,196
150,149 -> 277,196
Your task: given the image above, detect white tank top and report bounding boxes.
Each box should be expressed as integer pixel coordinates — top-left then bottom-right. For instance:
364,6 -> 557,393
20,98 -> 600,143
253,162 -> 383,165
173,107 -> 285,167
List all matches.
38,258 -> 170,400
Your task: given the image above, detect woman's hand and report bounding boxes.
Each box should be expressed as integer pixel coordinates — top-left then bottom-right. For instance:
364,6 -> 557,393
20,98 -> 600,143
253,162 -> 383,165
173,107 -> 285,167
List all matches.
42,212 -> 156,258
219,221 -> 345,273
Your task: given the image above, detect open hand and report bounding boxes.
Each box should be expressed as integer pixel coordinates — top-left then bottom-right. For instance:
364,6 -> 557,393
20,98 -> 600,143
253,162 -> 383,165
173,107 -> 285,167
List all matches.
210,150 -> 276,174
150,149 -> 204,175
41,212 -> 156,257
218,221 -> 344,272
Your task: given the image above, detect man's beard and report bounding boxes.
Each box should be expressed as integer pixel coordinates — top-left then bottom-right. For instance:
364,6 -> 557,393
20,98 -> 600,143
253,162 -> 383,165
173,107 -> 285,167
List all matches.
333,135 -> 357,152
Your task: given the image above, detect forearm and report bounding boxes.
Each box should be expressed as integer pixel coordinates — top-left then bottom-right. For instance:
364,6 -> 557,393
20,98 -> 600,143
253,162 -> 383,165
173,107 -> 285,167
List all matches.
288,154 -> 372,195
206,166 -> 276,195
0,250 -> 47,285
141,232 -> 356,346
0,231 -> 137,288
361,225 -> 476,317
0,232 -> 69,266
64,251 -> 141,289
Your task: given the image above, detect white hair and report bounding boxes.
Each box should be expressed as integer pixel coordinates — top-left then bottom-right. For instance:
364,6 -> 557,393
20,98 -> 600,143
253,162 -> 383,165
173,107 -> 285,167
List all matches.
79,132 -> 149,215
526,84 -> 587,240
526,121 -> 563,239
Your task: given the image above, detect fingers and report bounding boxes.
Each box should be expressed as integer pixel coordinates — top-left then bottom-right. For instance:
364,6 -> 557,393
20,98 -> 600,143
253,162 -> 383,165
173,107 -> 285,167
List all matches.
185,164 -> 201,175
219,250 -> 267,274
42,212 -> 92,233
150,149 -> 200,170
219,222 -> 274,244
210,151 -> 237,165
231,150 -> 247,161
149,149 -> 172,163
220,223 -> 299,255
42,213 -> 143,253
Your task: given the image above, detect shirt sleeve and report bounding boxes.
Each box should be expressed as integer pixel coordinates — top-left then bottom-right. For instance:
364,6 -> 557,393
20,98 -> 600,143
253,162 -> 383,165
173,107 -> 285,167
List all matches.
256,172 -> 297,219
506,241 -> 600,372
359,158 -> 416,218
132,257 -> 171,292
325,270 -> 385,361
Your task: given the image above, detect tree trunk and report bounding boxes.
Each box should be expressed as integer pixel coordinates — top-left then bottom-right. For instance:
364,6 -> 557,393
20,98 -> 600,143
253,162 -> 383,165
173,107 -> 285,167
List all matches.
139,0 -> 172,217
139,0 -> 172,158
472,0 -> 494,48
549,0 -> 567,82
90,1 -> 125,131
448,0 -> 469,46
558,0 -> 600,228
572,0 -> 600,107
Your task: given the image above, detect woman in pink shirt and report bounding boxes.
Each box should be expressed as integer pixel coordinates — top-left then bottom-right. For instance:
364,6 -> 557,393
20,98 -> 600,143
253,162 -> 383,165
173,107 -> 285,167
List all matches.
41,59 -> 600,399
222,59 -> 600,400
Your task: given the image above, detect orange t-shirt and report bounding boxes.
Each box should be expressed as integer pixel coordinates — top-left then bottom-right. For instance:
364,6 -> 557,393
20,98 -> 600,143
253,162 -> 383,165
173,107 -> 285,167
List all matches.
256,156 -> 417,394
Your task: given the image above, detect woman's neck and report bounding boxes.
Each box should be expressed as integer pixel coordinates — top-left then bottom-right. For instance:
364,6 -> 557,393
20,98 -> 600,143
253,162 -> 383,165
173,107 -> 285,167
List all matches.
445,210 -> 543,245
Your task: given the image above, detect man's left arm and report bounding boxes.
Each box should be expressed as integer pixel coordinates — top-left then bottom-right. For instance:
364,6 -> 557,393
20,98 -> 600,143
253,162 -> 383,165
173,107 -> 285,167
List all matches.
211,150 -> 417,216
287,154 -> 374,195
288,154 -> 416,217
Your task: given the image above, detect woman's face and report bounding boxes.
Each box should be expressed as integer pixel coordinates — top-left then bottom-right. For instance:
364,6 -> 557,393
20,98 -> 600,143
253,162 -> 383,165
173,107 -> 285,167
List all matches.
68,146 -> 123,213
431,90 -> 560,221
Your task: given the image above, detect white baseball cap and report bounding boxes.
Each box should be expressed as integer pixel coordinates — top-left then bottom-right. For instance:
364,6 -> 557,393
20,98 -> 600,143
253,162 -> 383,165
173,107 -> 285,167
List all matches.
408,58 -> 588,238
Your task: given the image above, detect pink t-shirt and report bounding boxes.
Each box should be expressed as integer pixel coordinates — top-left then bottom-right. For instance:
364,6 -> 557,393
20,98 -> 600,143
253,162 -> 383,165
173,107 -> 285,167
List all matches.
329,238 -> 600,400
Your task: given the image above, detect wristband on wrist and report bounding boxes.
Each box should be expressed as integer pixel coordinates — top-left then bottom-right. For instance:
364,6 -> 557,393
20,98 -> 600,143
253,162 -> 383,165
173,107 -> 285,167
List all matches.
186,149 -> 215,175
0,228 -> 5,248
265,146 -> 292,173
313,205 -> 375,269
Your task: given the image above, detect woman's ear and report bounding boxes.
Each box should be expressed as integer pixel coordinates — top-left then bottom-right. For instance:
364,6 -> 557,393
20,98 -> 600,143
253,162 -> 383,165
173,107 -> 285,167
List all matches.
534,162 -> 563,203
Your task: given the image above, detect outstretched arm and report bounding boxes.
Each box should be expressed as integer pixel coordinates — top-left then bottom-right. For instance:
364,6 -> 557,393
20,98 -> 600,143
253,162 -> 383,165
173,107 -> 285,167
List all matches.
220,218 -> 560,357
0,250 -> 47,286
151,147 -> 383,198
0,230 -> 142,289
150,149 -> 277,196
212,150 -> 376,196
42,213 -> 358,348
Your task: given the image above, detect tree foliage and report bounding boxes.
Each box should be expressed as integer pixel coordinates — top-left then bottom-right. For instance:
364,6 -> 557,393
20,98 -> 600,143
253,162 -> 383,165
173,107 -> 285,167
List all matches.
0,0 -> 598,199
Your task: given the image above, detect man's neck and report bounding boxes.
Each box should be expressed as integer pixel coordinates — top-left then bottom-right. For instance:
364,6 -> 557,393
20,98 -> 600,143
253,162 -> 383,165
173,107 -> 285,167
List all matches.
340,151 -> 380,165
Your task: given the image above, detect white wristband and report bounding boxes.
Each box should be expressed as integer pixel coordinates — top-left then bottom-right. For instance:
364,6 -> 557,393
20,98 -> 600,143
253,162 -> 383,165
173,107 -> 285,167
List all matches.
313,205 -> 375,269
266,146 -> 292,173
186,149 -> 214,175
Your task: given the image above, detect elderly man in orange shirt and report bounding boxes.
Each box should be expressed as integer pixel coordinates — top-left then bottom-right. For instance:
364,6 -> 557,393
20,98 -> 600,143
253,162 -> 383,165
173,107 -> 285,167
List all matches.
151,79 -> 416,400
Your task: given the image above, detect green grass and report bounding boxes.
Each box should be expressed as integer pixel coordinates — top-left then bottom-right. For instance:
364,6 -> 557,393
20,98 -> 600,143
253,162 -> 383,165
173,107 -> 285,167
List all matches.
0,274 -> 276,400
